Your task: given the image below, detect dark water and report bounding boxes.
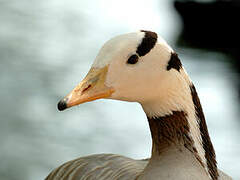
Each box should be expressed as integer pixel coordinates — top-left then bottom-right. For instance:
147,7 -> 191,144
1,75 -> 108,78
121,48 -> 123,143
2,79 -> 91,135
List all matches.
0,0 -> 239,180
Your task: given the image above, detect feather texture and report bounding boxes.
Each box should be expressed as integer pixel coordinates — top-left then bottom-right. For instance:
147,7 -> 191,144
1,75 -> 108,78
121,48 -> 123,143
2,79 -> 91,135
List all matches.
46,154 -> 231,180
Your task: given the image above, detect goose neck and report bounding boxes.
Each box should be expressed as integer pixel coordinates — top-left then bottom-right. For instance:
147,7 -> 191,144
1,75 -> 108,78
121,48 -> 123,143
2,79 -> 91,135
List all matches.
140,84 -> 218,180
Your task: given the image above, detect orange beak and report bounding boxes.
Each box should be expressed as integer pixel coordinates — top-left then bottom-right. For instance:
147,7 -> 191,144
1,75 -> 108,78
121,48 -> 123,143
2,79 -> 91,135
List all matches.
57,66 -> 115,111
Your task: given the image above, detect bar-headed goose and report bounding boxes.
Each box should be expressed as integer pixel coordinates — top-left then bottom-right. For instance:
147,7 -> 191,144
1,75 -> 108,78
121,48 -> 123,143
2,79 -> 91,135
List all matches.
46,31 -> 232,180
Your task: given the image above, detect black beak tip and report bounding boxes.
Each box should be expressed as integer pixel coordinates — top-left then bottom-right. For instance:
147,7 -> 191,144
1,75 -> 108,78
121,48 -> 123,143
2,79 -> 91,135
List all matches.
57,98 -> 68,111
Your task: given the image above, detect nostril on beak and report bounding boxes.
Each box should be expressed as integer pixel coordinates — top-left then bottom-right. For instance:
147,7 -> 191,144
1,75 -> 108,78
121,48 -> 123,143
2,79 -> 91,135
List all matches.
57,98 -> 68,111
82,84 -> 92,94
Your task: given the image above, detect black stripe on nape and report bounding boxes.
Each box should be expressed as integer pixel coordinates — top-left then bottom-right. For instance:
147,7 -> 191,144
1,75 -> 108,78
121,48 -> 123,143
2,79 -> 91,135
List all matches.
136,30 -> 158,57
190,84 -> 219,180
167,52 -> 182,72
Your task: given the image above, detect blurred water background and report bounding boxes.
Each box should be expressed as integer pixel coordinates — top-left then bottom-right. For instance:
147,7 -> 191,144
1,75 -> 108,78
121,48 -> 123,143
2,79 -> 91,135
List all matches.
0,0 -> 239,179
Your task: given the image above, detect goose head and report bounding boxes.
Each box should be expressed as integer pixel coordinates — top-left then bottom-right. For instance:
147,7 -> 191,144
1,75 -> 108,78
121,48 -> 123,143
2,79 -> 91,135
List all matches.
57,31 -> 220,180
58,30 -> 191,117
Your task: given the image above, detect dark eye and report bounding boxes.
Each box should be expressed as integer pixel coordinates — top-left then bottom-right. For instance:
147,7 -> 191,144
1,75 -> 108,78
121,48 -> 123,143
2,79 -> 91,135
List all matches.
127,54 -> 139,64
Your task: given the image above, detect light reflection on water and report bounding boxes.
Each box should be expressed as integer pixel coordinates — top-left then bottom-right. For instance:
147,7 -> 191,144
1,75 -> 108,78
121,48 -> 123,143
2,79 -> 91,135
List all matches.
0,0 -> 239,180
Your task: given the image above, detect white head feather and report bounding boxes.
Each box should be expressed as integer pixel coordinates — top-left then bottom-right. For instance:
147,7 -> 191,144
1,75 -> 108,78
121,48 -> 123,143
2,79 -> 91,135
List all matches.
92,31 -> 194,117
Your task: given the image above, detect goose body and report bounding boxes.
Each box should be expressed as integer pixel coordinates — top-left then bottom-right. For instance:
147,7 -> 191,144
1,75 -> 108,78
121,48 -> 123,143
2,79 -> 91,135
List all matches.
47,31 -> 232,180
46,154 -> 230,180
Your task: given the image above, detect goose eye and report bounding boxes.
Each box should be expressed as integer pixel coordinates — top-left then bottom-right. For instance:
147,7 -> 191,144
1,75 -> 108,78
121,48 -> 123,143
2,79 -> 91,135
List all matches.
127,54 -> 139,64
